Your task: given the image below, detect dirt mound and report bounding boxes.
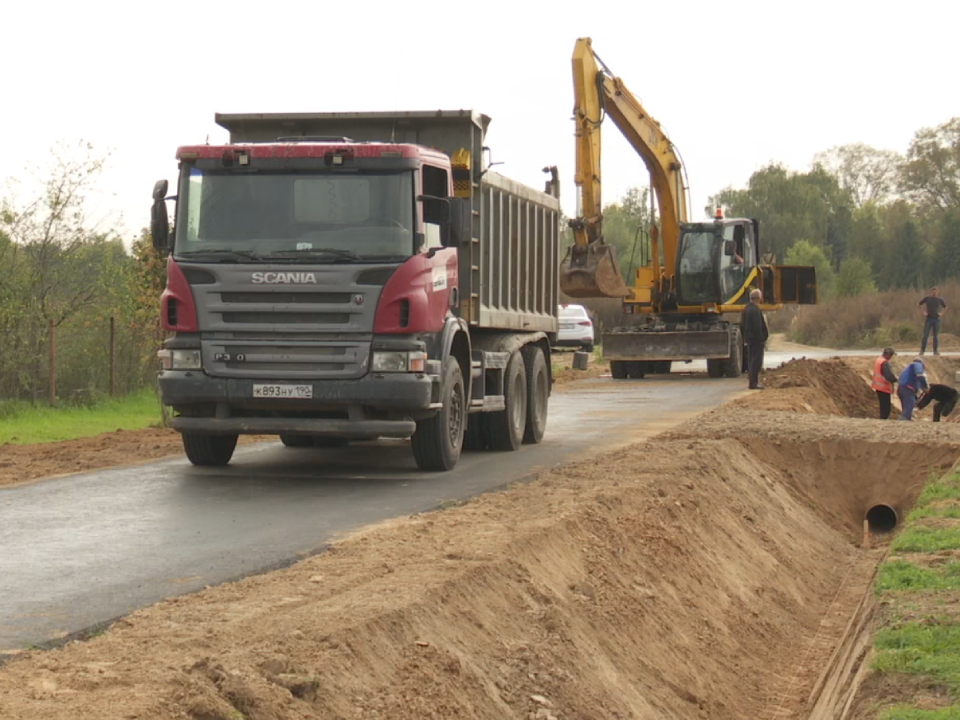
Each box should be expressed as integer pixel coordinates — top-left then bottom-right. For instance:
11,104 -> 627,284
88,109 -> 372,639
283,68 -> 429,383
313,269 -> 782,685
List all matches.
5,425 -> 949,720
731,357 -> 878,418
0,430 -> 271,488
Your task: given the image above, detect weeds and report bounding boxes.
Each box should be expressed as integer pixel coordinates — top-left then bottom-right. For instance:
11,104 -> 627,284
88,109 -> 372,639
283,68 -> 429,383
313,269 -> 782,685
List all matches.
892,527 -> 960,554
876,561 -> 960,593
881,706 -> 960,719
874,622 -> 960,690
0,389 -> 163,444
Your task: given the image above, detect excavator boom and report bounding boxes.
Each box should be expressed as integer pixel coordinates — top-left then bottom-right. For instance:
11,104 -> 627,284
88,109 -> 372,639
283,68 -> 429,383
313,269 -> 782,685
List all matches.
560,37 -> 687,300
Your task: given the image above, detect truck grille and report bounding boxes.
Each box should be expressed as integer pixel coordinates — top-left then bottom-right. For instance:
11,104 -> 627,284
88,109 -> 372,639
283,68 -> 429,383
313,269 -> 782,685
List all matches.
221,312 -> 350,325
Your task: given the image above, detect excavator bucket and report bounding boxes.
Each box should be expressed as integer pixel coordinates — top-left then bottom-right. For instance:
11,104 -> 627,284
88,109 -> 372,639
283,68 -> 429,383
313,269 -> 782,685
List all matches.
559,241 -> 631,298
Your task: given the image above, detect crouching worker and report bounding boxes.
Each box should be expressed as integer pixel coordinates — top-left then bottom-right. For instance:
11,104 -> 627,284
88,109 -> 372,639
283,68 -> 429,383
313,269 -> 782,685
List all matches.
871,347 -> 898,419
917,384 -> 960,422
897,357 -> 928,420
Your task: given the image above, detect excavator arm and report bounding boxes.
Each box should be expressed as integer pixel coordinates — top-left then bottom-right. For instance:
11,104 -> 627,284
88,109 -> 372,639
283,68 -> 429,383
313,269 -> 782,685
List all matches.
561,37 -> 688,301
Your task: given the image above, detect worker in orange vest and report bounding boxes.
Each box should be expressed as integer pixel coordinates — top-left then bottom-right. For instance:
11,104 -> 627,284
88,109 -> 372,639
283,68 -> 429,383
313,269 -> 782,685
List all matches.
871,347 -> 898,419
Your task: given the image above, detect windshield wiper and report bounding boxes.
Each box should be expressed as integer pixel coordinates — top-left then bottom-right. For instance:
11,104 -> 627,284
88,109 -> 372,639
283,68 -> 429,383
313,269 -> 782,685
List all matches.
265,248 -> 364,262
176,250 -> 266,262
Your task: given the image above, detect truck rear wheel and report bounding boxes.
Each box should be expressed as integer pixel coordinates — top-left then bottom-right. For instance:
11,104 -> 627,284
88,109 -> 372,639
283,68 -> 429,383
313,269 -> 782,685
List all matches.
487,351 -> 527,451
522,346 -> 549,444
411,360 -> 465,471
182,433 -> 238,466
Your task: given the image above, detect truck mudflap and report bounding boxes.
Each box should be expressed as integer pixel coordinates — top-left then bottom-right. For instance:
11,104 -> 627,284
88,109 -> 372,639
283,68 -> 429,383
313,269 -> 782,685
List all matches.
603,329 -> 731,361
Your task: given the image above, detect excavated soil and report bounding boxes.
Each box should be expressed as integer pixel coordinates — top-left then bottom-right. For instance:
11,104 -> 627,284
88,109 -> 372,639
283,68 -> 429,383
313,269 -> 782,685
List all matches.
3,356 -> 960,719
0,430 -> 271,488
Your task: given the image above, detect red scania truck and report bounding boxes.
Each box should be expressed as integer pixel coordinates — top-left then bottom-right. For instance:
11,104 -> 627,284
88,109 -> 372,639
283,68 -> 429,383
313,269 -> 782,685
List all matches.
151,110 -> 561,471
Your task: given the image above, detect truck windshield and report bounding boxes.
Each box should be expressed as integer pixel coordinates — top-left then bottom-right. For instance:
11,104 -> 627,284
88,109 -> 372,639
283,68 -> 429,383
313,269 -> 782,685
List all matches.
677,231 -> 718,304
174,168 -> 415,261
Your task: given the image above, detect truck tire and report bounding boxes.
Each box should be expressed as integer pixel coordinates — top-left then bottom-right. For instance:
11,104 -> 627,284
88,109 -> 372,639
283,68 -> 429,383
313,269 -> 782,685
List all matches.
182,433 -> 238,466
611,361 -> 629,379
462,414 -> 488,451
522,346 -> 549,444
313,437 -> 350,448
487,351 -> 527,451
721,328 -> 743,378
411,360 -> 466,471
706,359 -> 723,378
280,434 -> 313,448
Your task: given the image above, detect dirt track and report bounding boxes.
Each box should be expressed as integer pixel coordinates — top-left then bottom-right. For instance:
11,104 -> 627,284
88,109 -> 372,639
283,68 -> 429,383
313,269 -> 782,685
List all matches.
3,355 -> 960,718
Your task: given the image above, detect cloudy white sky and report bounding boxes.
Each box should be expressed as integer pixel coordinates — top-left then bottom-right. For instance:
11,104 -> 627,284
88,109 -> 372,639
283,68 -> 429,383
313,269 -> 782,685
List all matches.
1,0 -> 956,241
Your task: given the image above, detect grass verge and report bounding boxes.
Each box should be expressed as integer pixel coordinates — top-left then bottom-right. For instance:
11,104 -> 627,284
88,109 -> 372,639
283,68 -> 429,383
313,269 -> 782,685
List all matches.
0,389 -> 164,445
870,471 -> 960,718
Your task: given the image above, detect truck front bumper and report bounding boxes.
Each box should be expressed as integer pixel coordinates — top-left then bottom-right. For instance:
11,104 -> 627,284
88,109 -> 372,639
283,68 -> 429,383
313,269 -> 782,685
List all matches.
158,370 -> 438,439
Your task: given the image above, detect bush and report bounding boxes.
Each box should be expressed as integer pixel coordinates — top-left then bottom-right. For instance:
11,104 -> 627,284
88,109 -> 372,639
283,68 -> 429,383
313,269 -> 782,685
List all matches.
787,279 -> 959,348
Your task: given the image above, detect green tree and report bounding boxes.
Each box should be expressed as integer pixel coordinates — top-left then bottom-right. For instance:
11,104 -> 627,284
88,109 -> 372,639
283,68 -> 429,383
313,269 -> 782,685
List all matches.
813,143 -> 902,207
899,117 -> 960,212
881,218 -> 924,289
601,187 -> 657,282
785,240 -> 836,299
709,163 -> 854,263
835,256 -> 877,297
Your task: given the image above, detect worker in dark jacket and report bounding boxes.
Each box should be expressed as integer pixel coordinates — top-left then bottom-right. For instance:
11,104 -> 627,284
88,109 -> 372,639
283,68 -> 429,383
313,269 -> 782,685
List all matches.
871,347 -> 898,419
741,288 -> 768,390
917,384 -> 960,422
897,357 -> 928,420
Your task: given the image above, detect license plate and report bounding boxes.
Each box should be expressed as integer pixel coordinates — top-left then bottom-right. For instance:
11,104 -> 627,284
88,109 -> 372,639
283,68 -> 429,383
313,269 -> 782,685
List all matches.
252,384 -> 313,399
560,323 -> 574,329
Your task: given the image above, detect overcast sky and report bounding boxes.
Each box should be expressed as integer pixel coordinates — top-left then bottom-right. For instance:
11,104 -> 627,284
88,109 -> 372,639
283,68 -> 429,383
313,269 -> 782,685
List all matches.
2,0 -> 956,242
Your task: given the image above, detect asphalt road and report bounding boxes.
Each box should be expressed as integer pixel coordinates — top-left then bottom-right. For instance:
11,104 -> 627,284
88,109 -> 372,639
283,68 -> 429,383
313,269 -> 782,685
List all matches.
0,362 -> 808,652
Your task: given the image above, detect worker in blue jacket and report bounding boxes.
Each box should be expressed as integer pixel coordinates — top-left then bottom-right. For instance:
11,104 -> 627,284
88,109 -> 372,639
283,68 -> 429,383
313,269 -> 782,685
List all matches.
897,357 -> 928,420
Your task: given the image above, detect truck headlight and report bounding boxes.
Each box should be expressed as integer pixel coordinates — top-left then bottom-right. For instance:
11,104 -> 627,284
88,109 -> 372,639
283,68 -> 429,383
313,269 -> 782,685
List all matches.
158,349 -> 203,370
372,351 -> 426,373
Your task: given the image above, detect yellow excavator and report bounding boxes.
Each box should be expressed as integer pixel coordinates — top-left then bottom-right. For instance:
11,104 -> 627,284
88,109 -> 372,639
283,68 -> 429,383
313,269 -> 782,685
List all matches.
559,37 -> 817,378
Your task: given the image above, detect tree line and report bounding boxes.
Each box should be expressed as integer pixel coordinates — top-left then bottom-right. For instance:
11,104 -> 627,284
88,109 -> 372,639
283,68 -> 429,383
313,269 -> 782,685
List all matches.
0,142 -> 164,404
598,116 -> 960,300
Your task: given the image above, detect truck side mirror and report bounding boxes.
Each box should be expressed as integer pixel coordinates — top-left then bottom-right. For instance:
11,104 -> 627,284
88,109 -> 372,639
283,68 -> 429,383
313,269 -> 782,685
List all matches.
151,179 -> 170,253
444,198 -> 471,247
723,239 -> 736,257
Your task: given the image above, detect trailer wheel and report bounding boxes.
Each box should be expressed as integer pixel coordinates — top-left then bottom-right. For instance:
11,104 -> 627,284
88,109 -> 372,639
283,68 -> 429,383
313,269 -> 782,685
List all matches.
411,360 -> 465,471
522,346 -> 549,444
280,434 -> 313,448
611,361 -> 629,379
182,433 -> 238,466
721,328 -> 743,378
487,351 -> 527,451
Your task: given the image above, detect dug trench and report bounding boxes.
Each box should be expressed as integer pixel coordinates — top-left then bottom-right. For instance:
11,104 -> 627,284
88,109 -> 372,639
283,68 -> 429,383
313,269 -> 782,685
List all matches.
2,360 -> 960,719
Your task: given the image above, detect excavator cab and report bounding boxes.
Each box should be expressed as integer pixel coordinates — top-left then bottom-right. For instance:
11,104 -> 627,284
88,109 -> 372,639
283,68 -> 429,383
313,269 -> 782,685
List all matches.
559,238 -> 630,298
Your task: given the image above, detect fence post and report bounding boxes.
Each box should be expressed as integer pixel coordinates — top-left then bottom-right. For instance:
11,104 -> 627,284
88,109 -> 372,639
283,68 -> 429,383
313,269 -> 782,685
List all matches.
109,316 -> 116,397
48,319 -> 56,405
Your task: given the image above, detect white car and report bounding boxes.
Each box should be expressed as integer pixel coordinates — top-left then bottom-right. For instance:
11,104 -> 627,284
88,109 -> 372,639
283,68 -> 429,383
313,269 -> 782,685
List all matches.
556,304 -> 595,351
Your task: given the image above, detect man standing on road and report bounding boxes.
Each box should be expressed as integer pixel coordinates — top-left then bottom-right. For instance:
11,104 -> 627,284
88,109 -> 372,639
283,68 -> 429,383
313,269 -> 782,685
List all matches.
919,287 -> 947,356
917,384 -> 960,422
742,288 -> 768,390
871,347 -> 898,419
897,356 -> 928,420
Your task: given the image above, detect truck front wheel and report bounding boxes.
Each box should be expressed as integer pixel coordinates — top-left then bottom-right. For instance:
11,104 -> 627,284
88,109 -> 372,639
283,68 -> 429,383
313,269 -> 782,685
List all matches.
487,351 -> 527,451
411,360 -> 466,471
182,433 -> 238,467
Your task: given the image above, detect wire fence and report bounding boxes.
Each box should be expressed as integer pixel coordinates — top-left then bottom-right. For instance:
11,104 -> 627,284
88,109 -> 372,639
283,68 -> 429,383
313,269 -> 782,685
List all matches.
0,316 -> 161,405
